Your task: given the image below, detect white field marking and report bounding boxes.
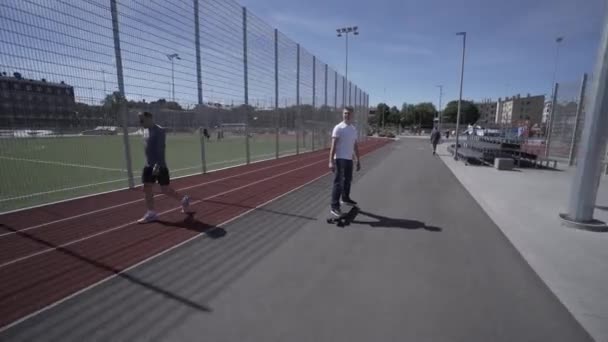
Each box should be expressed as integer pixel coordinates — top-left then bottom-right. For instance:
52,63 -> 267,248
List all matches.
0,151 -> 325,237
0,155 -> 126,172
0,179 -> 129,203
0,148 -> 320,217
0,151 -> 301,204
0,157 -> 327,268
0,169 -> 333,333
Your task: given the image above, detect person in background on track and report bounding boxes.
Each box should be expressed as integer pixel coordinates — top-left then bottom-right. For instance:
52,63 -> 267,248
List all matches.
329,106 -> 361,217
431,126 -> 442,155
137,111 -> 190,224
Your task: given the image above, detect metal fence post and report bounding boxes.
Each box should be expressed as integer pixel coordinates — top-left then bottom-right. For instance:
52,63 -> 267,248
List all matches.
343,77 -> 346,109
324,64 -> 328,148
569,73 -> 588,166
274,28 -> 279,159
193,0 -> 206,173
199,127 -> 207,173
545,83 -> 559,157
334,70 -> 338,111
349,81 -> 352,107
296,43 -> 300,155
312,56 -> 316,108
194,0 -> 202,106
110,0 -> 134,188
243,7 -> 250,164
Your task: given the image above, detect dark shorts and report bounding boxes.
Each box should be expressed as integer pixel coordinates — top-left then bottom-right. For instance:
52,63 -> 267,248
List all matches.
142,166 -> 170,186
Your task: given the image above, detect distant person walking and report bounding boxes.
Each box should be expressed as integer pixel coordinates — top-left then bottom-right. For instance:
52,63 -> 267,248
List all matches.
431,126 -> 441,155
329,106 -> 361,217
137,111 -> 190,223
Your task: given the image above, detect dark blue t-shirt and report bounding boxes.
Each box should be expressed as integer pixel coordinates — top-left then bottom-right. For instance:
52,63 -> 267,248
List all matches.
144,124 -> 166,167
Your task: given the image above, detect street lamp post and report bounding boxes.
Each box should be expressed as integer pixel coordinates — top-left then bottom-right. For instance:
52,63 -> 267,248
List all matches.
454,32 -> 466,160
436,85 -> 443,130
336,26 -> 359,107
552,37 -> 564,92
166,53 -> 181,103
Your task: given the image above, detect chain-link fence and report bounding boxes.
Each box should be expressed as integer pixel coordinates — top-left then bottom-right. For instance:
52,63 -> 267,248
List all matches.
545,75 -> 588,163
0,0 -> 370,213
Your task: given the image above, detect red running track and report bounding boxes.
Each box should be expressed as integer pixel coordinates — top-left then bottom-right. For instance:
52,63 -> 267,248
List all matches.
0,138 -> 390,330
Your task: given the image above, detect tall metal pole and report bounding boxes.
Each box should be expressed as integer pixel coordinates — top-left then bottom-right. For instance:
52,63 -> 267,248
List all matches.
551,37 -> 564,94
568,73 -> 588,166
171,58 -> 175,102
454,32 -> 466,160
437,85 -> 443,129
345,32 -> 349,82
110,0 -> 134,188
561,10 -> 608,230
274,28 -> 279,159
243,7 -> 250,164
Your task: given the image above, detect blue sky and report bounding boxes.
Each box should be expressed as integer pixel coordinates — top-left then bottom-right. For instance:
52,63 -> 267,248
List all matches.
240,0 -> 606,108
1,0 -> 604,110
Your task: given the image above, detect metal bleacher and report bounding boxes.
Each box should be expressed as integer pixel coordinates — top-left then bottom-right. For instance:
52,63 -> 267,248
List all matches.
447,135 -> 558,169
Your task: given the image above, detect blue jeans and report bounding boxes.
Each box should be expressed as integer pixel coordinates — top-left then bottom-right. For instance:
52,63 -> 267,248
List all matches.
331,159 -> 353,209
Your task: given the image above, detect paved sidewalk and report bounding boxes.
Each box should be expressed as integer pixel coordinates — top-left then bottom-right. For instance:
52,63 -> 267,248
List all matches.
437,141 -> 608,342
1,139 -> 592,341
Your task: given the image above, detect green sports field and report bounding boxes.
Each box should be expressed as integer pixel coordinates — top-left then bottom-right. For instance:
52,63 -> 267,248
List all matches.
0,132 -> 322,213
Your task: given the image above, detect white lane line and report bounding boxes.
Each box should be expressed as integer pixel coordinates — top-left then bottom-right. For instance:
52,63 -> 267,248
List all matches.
0,151 -> 325,239
0,156 -> 126,172
0,168 -> 333,333
0,158 -> 327,269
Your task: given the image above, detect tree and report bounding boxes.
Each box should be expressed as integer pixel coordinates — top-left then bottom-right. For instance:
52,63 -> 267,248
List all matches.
442,100 -> 480,124
408,102 -> 437,127
376,103 -> 390,127
388,106 -> 401,125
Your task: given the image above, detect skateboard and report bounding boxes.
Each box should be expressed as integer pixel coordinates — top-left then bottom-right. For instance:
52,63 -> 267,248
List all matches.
327,206 -> 359,227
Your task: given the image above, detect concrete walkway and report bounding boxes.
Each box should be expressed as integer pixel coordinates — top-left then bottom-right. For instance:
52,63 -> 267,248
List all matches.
437,141 -> 608,342
1,139 -> 593,341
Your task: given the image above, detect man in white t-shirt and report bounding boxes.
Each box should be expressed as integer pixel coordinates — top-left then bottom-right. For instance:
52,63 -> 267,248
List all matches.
329,106 -> 361,217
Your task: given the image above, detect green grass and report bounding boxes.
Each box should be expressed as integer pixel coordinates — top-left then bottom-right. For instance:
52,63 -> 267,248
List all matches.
0,132 -> 321,213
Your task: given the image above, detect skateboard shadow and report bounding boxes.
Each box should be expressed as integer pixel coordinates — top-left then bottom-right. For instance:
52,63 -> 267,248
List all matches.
352,211 -> 442,232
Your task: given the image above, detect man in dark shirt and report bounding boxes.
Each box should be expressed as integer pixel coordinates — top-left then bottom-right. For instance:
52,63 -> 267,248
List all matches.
430,126 -> 442,155
137,111 -> 190,223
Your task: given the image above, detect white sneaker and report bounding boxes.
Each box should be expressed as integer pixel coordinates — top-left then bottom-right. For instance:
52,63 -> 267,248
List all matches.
181,195 -> 191,213
137,211 -> 158,224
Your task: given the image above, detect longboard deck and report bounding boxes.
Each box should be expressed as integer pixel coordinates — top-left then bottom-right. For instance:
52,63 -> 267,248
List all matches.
326,206 -> 360,227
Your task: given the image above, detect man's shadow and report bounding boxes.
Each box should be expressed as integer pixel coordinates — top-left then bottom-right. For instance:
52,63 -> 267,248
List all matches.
352,211 -> 442,232
157,213 -> 227,239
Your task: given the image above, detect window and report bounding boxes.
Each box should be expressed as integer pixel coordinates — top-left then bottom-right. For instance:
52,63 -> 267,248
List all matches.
26,85 -> 32,91
66,88 -> 71,95
0,82 -> 6,89
36,86 -> 42,92
46,87 -> 52,93
13,83 -> 20,90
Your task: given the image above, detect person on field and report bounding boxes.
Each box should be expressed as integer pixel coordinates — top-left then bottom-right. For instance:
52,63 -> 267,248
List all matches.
137,111 -> 190,224
329,106 -> 361,217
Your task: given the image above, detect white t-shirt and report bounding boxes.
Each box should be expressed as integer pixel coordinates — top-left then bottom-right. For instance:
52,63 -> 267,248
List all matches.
332,122 -> 358,160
